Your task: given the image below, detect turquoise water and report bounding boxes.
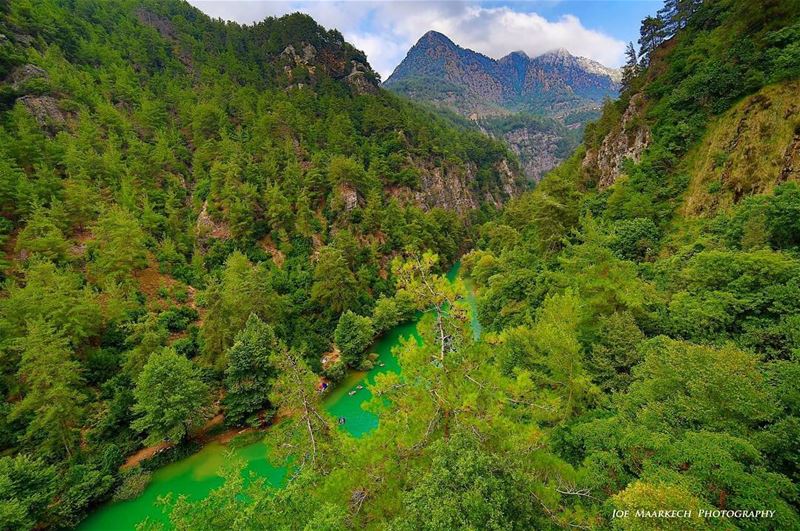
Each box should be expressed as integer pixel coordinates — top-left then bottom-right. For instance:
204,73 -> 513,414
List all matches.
80,262 -> 475,530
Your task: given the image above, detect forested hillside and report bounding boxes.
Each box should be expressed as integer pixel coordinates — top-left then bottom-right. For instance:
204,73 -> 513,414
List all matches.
0,0 -> 520,527
146,0 -> 800,529
3,0 -> 800,529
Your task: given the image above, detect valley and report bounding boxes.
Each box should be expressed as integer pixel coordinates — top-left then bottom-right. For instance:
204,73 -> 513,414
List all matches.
1,0 -> 800,529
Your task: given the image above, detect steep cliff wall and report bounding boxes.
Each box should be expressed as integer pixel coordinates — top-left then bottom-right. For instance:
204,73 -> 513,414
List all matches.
582,93 -> 651,189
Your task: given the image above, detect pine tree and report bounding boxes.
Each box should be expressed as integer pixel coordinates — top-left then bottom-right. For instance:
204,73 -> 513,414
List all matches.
658,0 -> 702,37
10,319 -> 85,458
621,41 -> 640,92
310,247 -> 359,314
266,349 -> 343,472
638,15 -> 666,66
334,310 -> 374,368
89,206 -> 148,283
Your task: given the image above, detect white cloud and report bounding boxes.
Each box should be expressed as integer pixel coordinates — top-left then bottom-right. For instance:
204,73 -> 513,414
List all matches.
189,1 -> 626,79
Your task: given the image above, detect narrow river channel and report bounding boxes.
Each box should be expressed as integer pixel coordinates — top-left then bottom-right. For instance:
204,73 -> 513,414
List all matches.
80,263 -> 476,530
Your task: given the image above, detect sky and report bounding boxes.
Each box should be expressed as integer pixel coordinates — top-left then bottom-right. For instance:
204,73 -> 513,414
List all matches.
188,0 -> 662,79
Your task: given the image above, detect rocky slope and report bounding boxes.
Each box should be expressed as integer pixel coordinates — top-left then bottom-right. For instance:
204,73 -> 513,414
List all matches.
384,31 -> 620,181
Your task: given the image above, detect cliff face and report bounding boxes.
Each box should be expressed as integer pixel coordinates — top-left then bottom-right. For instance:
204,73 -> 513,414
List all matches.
582,93 -> 651,189
384,31 -> 620,181
387,159 -> 520,215
500,126 -> 567,181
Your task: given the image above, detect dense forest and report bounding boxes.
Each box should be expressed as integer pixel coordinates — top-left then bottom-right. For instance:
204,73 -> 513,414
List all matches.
2,0 -> 800,529
0,0 -> 519,528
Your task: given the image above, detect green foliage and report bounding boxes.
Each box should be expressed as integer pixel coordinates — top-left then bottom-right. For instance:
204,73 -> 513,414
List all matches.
588,311 -> 645,392
89,206 -> 148,283
609,217 -> 659,261
0,260 -> 101,347
111,469 -> 151,503
371,295 -> 401,333
201,252 -> 284,366
10,319 -> 85,459
132,348 -> 212,444
334,310 -> 375,368
14,203 -> 70,263
394,435 -> 536,530
223,314 -> 279,426
0,455 -> 56,531
624,337 -> 774,435
311,247 -> 359,315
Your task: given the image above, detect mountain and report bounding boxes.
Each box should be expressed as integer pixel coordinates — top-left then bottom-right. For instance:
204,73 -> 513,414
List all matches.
384,30 -> 621,180
4,0 -> 800,530
0,1 -> 523,527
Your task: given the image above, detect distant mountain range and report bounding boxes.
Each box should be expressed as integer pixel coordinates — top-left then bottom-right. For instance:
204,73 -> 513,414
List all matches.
384,31 -> 621,180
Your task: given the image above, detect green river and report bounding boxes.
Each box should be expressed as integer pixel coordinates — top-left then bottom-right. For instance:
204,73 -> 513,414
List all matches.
80,264 -> 474,530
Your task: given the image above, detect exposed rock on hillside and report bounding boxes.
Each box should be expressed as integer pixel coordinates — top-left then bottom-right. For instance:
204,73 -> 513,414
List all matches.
582,93 -> 651,189
500,126 -> 566,180
683,81 -> 800,216
18,95 -> 64,128
8,63 -> 47,89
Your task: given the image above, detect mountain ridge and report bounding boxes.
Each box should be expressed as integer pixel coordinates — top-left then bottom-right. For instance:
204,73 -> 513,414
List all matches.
384,30 -> 620,180
384,30 -> 621,118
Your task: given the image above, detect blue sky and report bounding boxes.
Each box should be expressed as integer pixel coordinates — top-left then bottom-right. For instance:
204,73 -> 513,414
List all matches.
190,1 -> 662,78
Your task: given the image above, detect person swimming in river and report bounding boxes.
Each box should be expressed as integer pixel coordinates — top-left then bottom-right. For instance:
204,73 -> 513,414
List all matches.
356,384 -> 364,390
338,417 -> 346,425
348,389 -> 357,396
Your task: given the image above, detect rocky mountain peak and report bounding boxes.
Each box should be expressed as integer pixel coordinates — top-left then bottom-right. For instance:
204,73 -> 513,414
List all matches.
501,50 -> 529,60
539,47 -> 572,59
384,30 -> 621,182
419,30 -> 455,46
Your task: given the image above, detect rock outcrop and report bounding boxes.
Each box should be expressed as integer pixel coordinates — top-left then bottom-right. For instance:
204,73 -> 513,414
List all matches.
18,95 -> 64,128
8,64 -> 48,90
582,93 -> 651,189
279,41 -> 378,93
387,160 -> 519,215
501,127 -> 565,181
335,183 -> 361,211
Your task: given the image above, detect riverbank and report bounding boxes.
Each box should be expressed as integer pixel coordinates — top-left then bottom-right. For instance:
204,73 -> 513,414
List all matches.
80,262 -> 473,530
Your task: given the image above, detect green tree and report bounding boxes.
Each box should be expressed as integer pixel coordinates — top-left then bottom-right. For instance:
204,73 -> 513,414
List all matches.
638,15 -> 665,65
201,252 -> 284,365
372,295 -> 401,333
89,206 -> 147,283
10,319 -> 85,458
0,260 -> 101,347
266,349 -> 344,473
620,41 -> 640,92
623,337 -> 775,435
393,251 -> 463,362
588,311 -> 645,392
395,436 -> 537,530
223,314 -> 279,426
0,454 -> 57,531
132,348 -> 213,444
310,247 -> 358,314
14,204 -> 69,263
334,310 -> 374,368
